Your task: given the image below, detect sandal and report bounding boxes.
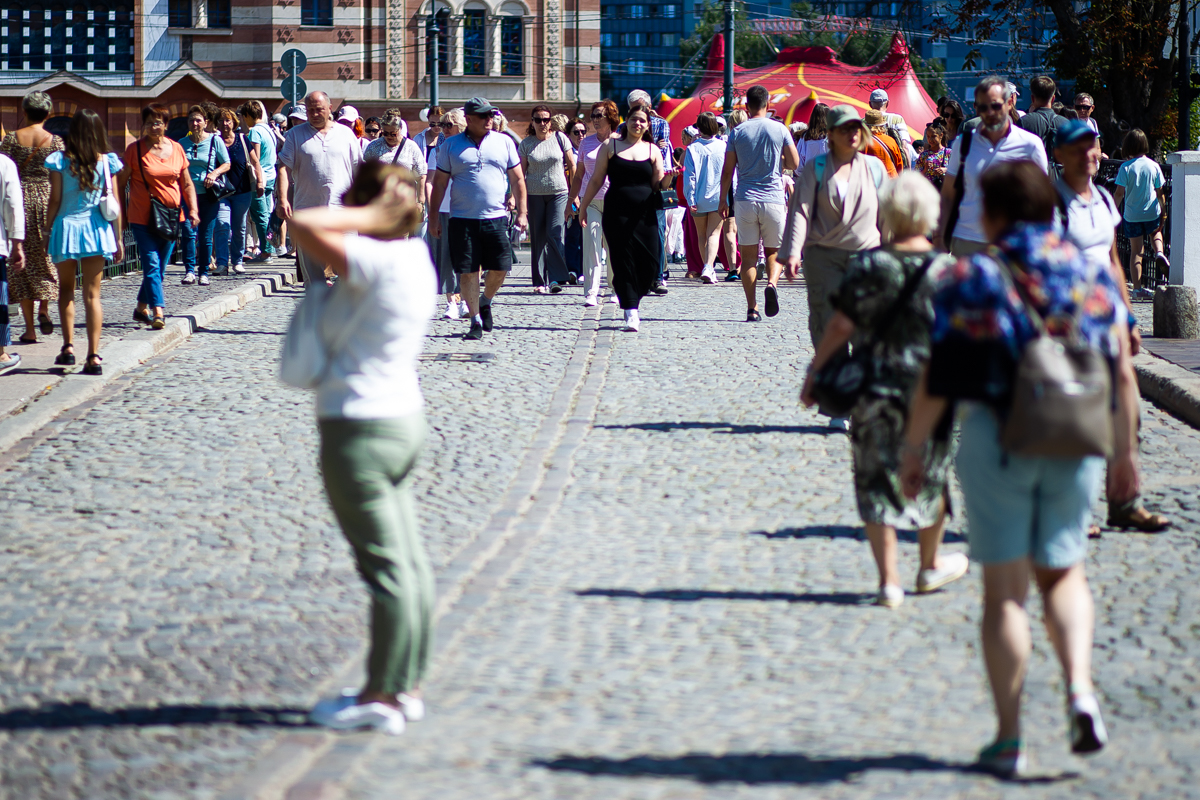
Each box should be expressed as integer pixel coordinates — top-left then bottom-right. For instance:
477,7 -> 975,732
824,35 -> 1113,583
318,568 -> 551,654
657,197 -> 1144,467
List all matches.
18,333 -> 37,344
1107,503 -> 1170,532
151,315 -> 166,330
54,344 -> 76,366
133,308 -> 153,324
38,313 -> 54,335
82,354 -> 103,376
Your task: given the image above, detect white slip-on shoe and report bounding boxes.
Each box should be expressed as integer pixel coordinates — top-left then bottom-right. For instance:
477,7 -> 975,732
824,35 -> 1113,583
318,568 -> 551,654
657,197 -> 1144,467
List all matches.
916,552 -> 970,594
623,309 -> 640,332
311,688 -> 406,735
398,693 -> 425,722
875,585 -> 904,608
1069,692 -> 1108,754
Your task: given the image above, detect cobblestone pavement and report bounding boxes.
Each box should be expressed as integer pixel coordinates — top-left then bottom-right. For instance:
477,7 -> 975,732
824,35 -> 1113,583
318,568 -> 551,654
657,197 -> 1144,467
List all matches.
0,267 -> 1197,799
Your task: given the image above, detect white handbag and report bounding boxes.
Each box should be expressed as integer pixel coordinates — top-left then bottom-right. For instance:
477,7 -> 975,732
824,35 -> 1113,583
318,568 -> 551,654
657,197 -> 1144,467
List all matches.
279,281 -> 370,390
98,156 -> 120,222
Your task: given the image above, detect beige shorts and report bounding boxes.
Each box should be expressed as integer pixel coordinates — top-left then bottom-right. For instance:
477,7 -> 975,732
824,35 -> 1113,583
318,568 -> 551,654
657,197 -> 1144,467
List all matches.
734,201 -> 786,248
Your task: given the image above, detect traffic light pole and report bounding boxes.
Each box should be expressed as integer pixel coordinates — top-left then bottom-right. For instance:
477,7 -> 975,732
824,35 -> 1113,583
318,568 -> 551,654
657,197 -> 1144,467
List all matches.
723,0 -> 734,119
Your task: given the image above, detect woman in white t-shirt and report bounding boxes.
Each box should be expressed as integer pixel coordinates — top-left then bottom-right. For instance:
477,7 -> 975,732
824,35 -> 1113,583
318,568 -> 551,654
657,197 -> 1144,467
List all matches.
425,110 -> 466,319
289,163 -> 436,737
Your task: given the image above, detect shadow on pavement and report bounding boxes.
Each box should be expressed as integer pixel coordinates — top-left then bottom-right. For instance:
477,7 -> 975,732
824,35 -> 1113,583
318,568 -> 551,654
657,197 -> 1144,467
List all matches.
574,588 -> 874,605
532,751 -> 971,784
0,701 -> 312,730
594,421 -> 839,436
754,525 -> 966,544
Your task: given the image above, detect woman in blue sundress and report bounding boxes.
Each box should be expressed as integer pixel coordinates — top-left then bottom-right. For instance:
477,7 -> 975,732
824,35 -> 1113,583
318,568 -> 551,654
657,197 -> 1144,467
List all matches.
45,108 -> 124,376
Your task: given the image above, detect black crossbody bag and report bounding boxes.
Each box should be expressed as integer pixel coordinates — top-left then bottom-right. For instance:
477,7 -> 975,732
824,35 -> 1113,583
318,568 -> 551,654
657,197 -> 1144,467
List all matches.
136,142 -> 181,241
809,256 -> 936,416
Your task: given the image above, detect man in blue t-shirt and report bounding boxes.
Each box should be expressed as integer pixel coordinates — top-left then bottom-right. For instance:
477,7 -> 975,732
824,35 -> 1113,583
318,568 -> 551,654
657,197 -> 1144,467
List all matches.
718,84 -> 799,322
428,97 -> 528,341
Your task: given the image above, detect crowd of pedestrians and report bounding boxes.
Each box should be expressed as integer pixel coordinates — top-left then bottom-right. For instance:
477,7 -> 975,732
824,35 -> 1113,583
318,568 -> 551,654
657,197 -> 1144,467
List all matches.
0,76 -> 1182,781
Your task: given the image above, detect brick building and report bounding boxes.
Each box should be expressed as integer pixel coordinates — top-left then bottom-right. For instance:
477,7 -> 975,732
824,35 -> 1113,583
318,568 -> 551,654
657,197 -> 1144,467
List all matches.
0,0 -> 600,147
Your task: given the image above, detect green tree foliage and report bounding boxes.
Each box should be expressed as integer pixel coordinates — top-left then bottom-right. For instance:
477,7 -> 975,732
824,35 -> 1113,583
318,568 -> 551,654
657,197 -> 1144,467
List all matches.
676,2 -> 946,100
935,0 -> 1190,153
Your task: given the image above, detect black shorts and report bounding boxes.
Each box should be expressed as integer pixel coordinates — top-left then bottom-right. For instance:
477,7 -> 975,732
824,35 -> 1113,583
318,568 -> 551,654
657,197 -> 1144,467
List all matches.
449,216 -> 512,275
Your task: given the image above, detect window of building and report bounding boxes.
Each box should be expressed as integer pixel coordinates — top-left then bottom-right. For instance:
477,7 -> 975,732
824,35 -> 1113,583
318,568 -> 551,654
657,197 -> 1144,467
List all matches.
0,1 -> 133,71
463,8 -> 485,75
661,3 -> 678,18
628,5 -> 645,18
600,32 -> 613,47
426,7 -> 449,76
301,0 -> 332,26
168,0 -> 191,27
501,15 -> 523,76
660,33 -> 678,47
628,60 -> 645,74
621,32 -> 645,47
209,0 -> 231,27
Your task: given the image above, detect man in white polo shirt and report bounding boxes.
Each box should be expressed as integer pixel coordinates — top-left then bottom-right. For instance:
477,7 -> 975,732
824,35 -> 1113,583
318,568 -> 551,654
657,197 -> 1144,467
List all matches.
278,91 -> 362,285
935,76 -> 1047,256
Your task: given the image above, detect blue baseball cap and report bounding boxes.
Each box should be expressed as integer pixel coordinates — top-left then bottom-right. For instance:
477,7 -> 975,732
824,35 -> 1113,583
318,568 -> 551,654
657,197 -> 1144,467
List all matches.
1055,118 -> 1097,148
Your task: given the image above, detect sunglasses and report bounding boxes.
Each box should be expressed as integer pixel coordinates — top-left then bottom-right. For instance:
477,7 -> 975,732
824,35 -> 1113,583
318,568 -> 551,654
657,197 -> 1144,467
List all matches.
533,117 -> 552,123
571,129 -> 585,136
438,122 -> 455,128
1074,104 -> 1092,110
365,128 -> 381,135
975,101 -> 1005,112
590,112 -> 605,119
381,130 -> 400,137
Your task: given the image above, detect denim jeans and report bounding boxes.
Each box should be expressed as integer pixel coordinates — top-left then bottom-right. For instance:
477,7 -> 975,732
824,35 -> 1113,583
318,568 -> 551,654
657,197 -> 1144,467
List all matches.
0,255 -> 9,347
216,190 -> 254,268
131,223 -> 175,308
249,183 -> 275,255
181,194 -> 220,275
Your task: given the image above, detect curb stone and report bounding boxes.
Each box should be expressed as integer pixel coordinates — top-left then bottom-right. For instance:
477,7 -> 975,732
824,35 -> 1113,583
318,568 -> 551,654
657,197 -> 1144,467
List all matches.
0,269 -> 298,454
1134,351 -> 1200,429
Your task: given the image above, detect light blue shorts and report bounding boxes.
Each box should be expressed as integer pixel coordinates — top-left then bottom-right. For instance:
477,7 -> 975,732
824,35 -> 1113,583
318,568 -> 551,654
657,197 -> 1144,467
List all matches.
955,403 -> 1104,568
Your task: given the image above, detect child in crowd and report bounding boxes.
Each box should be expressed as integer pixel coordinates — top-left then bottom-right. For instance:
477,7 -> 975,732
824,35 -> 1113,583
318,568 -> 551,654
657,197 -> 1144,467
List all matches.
1113,129 -> 1168,299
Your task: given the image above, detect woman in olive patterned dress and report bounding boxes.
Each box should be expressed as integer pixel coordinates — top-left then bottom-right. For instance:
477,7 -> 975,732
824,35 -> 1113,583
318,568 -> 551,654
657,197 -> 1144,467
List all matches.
0,91 -> 64,342
801,172 -> 968,608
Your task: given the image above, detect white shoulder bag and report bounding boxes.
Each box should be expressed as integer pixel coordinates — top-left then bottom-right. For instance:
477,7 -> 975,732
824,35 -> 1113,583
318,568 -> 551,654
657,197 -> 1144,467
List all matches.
98,156 -> 120,222
279,282 -> 371,390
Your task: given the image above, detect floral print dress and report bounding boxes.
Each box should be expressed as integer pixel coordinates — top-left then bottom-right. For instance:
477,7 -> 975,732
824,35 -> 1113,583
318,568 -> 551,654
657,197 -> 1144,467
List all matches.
832,247 -> 957,528
0,131 -> 64,302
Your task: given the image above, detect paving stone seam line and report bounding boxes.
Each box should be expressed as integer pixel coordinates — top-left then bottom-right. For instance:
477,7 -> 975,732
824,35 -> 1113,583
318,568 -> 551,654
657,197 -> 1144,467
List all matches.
270,304 -> 617,800
221,301 -> 609,800
0,269 -> 299,455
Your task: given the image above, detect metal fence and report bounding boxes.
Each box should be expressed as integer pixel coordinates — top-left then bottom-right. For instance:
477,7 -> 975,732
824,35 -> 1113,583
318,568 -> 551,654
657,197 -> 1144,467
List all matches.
1095,159 -> 1171,288
79,229 -> 143,283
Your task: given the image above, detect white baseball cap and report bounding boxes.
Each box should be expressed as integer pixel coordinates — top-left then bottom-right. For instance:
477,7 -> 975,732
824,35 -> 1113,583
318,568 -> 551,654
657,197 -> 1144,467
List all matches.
288,105 -> 307,120
336,105 -> 360,124
869,88 -> 889,105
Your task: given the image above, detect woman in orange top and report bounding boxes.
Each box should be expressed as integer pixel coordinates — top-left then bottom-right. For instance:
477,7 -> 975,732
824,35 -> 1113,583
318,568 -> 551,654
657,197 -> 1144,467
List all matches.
117,104 -> 200,329
863,109 -> 903,178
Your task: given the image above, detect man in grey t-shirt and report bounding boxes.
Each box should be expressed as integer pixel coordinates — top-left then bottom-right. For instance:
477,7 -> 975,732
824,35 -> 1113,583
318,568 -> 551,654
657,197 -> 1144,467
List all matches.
718,84 -> 799,321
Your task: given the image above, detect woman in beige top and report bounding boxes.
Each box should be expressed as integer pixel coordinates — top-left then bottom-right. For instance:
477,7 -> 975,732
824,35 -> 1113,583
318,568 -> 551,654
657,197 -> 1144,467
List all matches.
780,104 -> 886,429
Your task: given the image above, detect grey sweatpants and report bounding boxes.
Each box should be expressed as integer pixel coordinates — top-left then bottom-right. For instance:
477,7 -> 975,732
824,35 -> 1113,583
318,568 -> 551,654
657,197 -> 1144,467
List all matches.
802,244 -> 854,417
528,193 -> 569,287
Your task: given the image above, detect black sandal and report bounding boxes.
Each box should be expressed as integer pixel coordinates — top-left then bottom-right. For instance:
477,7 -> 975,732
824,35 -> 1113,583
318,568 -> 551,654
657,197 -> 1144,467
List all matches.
18,333 -> 37,344
133,308 -> 153,324
38,313 -> 54,335
82,354 -> 103,376
54,345 -> 76,366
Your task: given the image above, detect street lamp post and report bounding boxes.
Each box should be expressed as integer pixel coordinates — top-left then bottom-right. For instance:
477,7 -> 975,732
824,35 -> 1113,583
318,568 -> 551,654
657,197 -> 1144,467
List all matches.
723,0 -> 734,119
429,14 -> 440,109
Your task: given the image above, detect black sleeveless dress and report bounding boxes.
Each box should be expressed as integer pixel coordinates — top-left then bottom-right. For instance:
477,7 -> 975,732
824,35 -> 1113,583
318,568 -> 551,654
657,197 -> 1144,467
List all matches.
602,153 -> 661,310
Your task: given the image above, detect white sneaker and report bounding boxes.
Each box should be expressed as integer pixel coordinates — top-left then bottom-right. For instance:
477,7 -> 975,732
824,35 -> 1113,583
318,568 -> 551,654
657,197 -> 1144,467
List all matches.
198,274 -> 211,286
181,272 -> 197,285
701,265 -> 717,284
398,693 -> 425,722
459,300 -> 470,317
828,416 -> 850,432
876,585 -> 904,608
443,301 -> 462,320
916,552 -> 970,594
584,293 -> 598,307
623,309 -> 640,332
232,262 -> 246,274
310,688 -> 406,735
1069,692 -> 1108,754
608,294 -> 619,304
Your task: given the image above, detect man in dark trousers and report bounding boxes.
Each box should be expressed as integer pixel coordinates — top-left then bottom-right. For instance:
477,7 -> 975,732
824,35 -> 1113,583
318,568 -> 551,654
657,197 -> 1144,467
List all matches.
1018,75 -> 1064,178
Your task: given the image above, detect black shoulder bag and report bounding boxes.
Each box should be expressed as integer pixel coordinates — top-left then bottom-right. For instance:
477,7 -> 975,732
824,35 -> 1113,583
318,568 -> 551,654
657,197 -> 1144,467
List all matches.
943,129 -> 974,243
136,141 -> 181,242
808,255 -> 937,416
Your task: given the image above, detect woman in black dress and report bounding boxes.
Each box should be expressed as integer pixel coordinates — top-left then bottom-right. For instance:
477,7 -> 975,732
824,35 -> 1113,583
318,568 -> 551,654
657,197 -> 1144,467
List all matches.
578,107 -> 665,332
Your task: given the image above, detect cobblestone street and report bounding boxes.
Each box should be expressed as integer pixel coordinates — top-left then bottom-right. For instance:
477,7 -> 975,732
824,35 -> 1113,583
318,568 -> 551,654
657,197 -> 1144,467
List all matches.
1,270 -> 1198,799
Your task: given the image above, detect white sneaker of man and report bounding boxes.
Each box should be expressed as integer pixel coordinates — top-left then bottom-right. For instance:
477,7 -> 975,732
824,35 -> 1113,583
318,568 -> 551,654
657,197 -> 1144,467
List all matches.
444,301 -> 462,320
701,265 -> 717,284
310,689 -> 406,735
623,309 -> 640,332
232,262 -> 246,274
459,300 -> 470,317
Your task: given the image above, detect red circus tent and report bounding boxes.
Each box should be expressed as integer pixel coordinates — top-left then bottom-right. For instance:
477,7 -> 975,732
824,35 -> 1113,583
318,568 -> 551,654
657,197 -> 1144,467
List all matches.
657,32 -> 937,151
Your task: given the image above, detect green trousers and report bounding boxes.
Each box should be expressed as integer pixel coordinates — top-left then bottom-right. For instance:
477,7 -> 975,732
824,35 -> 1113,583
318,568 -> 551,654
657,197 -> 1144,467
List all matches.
319,414 -> 433,696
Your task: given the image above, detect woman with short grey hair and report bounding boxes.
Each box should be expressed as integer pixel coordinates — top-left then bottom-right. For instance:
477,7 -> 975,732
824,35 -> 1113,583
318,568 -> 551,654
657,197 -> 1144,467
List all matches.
363,113 -> 427,206
801,171 -> 964,608
0,91 -> 63,342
